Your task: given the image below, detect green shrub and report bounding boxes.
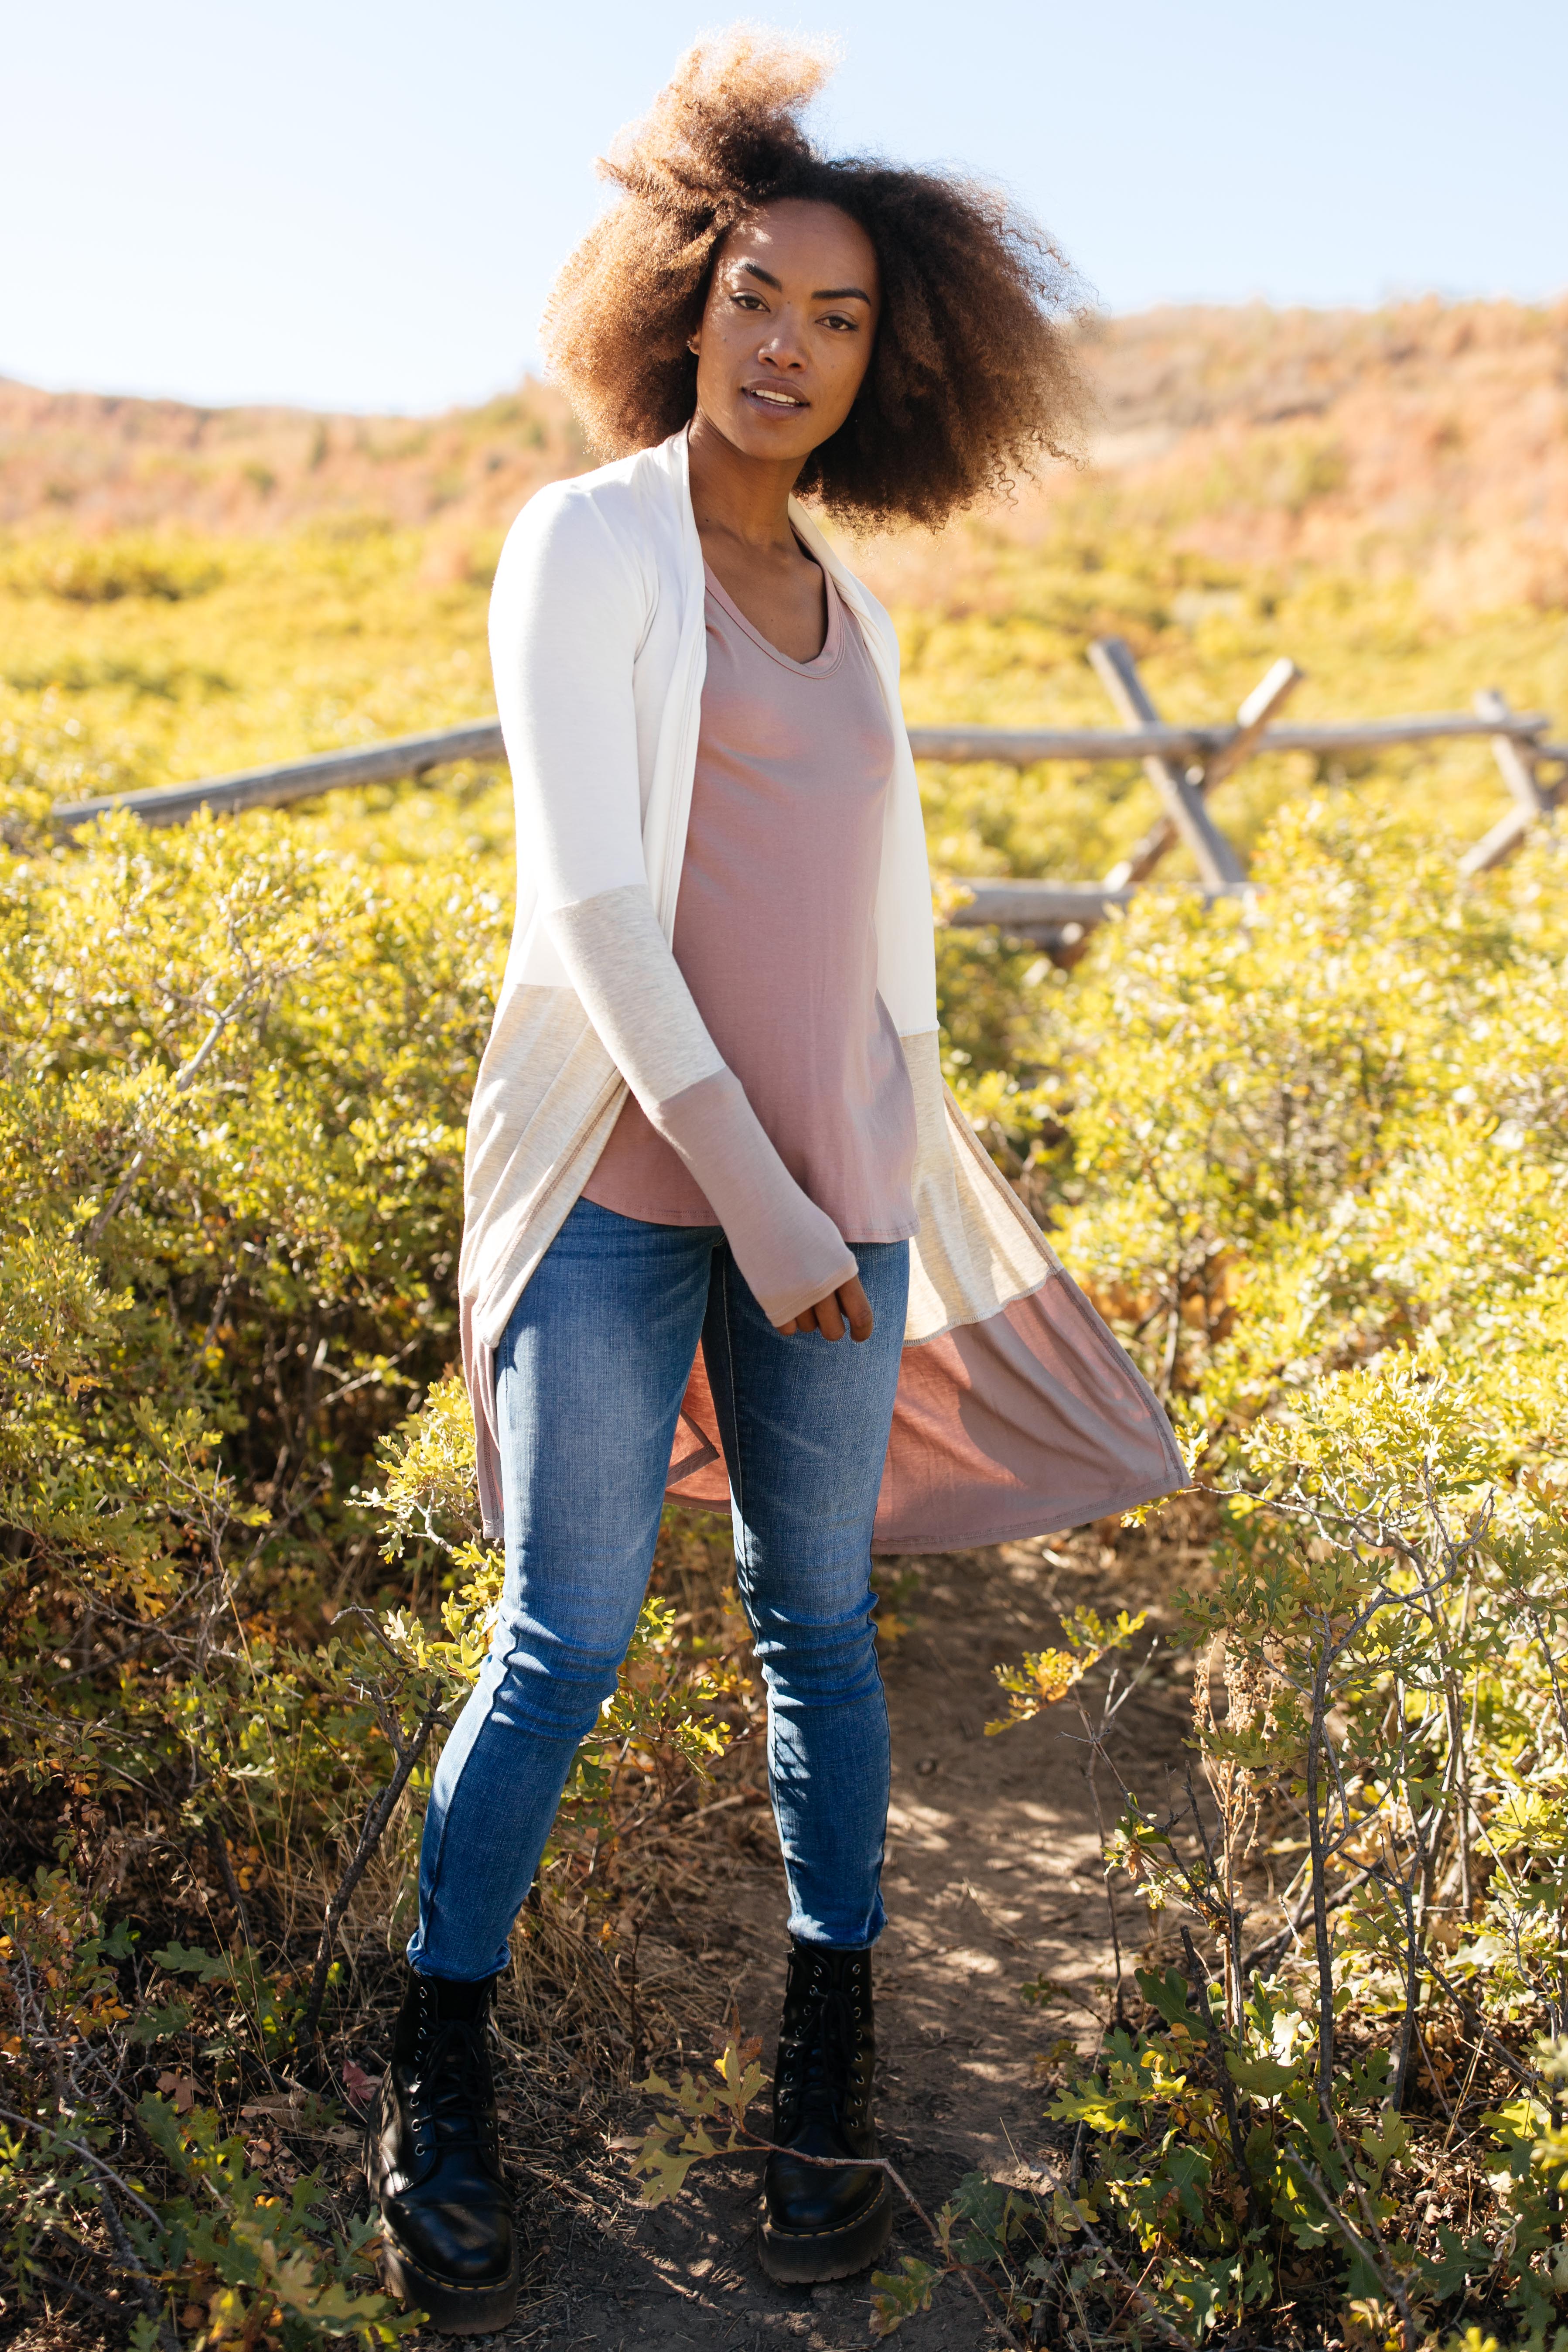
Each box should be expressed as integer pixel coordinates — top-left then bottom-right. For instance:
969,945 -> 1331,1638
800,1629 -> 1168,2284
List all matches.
654,805 -> 1568,2349
1,534 -> 226,604
0,804 -> 742,2340
4,504 -> 1567,2345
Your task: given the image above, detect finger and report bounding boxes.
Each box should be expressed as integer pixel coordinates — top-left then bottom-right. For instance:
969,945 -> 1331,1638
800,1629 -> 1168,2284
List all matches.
840,1279 -> 874,1342
815,1290 -> 846,1341
774,1315 -> 799,1335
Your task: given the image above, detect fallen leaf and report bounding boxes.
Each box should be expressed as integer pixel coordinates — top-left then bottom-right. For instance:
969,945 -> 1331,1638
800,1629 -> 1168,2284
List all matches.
342,2060 -> 379,2109
157,2070 -> 197,2114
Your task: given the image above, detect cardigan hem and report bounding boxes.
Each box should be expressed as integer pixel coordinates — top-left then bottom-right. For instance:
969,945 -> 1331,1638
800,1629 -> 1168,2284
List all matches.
656,1468 -> 1189,1556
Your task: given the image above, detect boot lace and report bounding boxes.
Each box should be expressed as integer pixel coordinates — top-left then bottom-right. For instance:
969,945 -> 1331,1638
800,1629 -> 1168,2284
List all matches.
779,1964 -> 863,2135
409,2015 -> 493,2160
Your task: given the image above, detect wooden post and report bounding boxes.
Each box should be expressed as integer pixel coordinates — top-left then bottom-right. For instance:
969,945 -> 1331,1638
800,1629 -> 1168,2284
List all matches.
1205,658 -> 1304,792
1089,638 -> 1247,894
1457,689 -> 1554,875
1103,656 -> 1301,890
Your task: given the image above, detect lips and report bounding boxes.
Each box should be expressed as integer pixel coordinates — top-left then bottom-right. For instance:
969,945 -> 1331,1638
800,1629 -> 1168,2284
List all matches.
742,383 -> 808,410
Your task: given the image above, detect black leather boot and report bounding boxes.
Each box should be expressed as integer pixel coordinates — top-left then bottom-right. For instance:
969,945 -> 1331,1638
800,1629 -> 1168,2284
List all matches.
365,1969 -> 519,2333
759,1938 -> 892,2283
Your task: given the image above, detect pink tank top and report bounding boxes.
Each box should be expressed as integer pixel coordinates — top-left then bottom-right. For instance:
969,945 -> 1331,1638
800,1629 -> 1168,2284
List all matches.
583,560 -> 917,1243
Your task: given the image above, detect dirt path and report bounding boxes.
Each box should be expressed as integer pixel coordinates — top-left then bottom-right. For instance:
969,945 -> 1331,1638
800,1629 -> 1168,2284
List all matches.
485,1535 -> 1193,2352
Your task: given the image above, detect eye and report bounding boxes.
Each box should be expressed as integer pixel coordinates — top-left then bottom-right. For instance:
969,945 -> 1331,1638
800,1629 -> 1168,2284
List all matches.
820,311 -> 861,333
729,291 -> 765,311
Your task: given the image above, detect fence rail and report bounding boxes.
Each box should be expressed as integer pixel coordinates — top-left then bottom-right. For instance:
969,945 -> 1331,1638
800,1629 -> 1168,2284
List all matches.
49,708 -> 1554,834
48,635 -> 1563,952
49,721 -> 509,832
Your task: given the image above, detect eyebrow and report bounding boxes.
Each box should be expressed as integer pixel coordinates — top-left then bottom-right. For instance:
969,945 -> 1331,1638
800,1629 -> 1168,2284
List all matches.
735,260 -> 873,302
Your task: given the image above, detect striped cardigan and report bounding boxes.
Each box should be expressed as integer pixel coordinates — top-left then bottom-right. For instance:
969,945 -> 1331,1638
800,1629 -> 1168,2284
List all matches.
458,428 -> 1183,1546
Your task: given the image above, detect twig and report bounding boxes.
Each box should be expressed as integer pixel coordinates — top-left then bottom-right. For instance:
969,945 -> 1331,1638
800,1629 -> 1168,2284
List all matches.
627,1917 -> 644,2082
796,2142 -> 1023,2347
0,2103 -> 167,2232
1390,1871 -> 1422,2114
1443,2034 -> 1488,2150
321,1338 -> 422,1402
208,1825 -> 255,1948
1415,2020 -> 1455,2122
1031,2157 -> 1194,2348
1423,1953 -> 1542,2092
1179,1927 -> 1258,2222
1305,1643 -> 1339,2110
1075,1685 -> 1128,2019
1180,1761 -> 1246,2013
85,972 -> 273,1244
299,1697 -> 442,2044
97,2182 -> 179,2352
31,2263 -> 123,2319
1288,2156 -> 1417,2352
1240,1862 -> 1380,1976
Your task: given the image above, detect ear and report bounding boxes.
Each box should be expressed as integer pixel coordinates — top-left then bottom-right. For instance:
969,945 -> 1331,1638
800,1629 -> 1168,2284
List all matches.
687,333 -> 700,356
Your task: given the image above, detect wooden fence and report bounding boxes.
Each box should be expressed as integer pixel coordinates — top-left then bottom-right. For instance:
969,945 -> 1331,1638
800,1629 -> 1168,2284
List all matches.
50,637 -> 1564,952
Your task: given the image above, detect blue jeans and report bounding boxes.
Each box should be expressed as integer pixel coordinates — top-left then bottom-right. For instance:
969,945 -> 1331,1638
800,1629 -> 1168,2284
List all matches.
409,1198 -> 909,1980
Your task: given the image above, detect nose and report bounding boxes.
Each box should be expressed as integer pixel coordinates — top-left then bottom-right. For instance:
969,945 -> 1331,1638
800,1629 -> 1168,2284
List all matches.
756,314 -> 808,371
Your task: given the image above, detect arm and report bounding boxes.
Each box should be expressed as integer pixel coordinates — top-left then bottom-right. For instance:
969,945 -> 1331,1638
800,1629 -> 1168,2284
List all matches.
490,489 -> 858,1328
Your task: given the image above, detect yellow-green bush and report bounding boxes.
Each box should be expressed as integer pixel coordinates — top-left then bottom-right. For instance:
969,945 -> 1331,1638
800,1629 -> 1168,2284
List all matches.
646,811 -> 1568,2346
0,799 -> 749,2342
4,513 -> 1568,2346
935,810 -> 1568,2347
0,807 -> 492,2337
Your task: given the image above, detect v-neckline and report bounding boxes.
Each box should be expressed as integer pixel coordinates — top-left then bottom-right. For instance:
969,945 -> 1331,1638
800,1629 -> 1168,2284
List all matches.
702,558 -> 844,675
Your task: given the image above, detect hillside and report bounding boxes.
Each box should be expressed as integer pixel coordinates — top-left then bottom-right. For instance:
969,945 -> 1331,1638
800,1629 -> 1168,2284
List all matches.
855,296 -> 1568,622
1093,297 -> 1568,611
4,294 -> 1566,883
0,375 -> 584,544
6,296 -> 1566,619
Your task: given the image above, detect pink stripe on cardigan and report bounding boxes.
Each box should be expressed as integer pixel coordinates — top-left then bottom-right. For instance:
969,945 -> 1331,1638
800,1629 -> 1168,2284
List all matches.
666,1269 -> 1183,1552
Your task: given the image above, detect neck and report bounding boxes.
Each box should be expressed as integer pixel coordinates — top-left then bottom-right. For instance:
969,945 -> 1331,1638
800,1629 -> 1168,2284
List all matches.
686,409 -> 803,552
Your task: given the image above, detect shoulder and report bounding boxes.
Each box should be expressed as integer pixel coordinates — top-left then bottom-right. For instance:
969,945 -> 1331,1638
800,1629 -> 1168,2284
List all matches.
493,438 -> 687,599
492,461 -> 641,595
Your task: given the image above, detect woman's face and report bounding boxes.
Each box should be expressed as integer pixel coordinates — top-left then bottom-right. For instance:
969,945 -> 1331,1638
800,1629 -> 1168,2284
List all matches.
689,199 -> 881,463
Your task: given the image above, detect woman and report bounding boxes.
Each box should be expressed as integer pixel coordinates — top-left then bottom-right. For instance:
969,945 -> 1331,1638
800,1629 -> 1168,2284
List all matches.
367,32 -> 1182,2328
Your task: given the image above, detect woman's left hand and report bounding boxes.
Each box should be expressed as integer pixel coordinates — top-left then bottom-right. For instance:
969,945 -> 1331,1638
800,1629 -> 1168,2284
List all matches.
775,1277 -> 873,1343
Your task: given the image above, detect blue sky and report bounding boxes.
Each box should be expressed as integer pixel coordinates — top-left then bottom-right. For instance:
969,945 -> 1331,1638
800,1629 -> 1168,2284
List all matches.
7,0 -> 1565,414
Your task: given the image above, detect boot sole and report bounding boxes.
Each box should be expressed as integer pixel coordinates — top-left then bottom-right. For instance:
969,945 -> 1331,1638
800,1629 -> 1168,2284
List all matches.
365,2130 -> 519,2335
758,2178 -> 894,2284
374,2235 -> 519,2335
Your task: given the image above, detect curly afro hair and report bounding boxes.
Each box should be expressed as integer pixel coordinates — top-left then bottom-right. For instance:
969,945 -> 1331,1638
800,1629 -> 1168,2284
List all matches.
541,29 -> 1090,530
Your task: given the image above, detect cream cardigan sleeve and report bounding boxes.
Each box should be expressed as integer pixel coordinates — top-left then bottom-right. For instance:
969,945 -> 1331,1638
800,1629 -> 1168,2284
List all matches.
487,486 -> 857,1326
